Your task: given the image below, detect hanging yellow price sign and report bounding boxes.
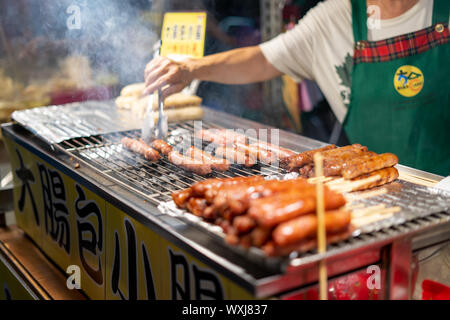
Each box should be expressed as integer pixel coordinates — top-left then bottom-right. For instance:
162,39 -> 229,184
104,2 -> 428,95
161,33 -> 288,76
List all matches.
160,12 -> 207,59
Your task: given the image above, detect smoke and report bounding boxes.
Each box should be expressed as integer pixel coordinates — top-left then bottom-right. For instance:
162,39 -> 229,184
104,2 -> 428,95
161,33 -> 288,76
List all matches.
61,0 -> 157,85
0,0 -> 157,86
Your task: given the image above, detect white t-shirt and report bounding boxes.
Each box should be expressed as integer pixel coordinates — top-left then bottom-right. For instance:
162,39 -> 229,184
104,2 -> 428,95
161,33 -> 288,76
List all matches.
260,0 -> 434,123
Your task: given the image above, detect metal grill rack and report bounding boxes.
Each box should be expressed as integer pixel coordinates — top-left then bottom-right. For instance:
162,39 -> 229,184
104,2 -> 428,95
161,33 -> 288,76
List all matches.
56,120 -> 450,271
58,121 -> 287,205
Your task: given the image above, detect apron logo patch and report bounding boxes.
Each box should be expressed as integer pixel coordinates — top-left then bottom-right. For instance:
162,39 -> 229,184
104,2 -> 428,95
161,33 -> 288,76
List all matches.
394,65 -> 424,97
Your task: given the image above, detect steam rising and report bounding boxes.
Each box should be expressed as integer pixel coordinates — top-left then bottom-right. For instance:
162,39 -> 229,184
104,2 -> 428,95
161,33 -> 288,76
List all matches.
62,0 -> 157,85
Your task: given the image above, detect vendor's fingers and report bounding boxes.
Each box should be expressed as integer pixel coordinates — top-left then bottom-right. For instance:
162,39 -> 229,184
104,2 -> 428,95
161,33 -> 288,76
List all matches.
144,56 -> 169,78
161,83 -> 186,99
143,72 -> 175,95
145,60 -> 172,87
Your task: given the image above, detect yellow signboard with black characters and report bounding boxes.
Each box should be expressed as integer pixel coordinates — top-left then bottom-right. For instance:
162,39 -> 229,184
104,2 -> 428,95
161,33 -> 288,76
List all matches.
3,134 -> 258,300
161,12 -> 207,59
4,139 -> 107,300
105,203 -> 161,300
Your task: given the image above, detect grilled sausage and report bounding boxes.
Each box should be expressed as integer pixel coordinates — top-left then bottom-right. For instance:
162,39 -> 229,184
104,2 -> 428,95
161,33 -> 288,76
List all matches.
322,151 -> 377,177
263,227 -> 353,256
272,210 -> 351,247
233,215 -> 257,234
299,164 -> 314,178
250,227 -> 272,247
341,153 -> 399,179
213,178 -> 311,216
186,198 -> 208,217
249,141 -> 296,161
172,188 -> 193,208
195,129 -> 247,145
121,137 -> 161,161
351,167 -> 399,191
281,145 -> 337,171
186,146 -> 230,172
248,187 -> 346,228
151,139 -> 173,156
235,141 -> 273,164
193,176 -> 264,200
168,151 -> 212,176
215,145 -> 256,167
321,144 -> 368,158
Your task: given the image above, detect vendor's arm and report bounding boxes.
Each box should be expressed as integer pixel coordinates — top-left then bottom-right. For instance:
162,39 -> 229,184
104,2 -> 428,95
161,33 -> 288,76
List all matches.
143,46 -> 282,97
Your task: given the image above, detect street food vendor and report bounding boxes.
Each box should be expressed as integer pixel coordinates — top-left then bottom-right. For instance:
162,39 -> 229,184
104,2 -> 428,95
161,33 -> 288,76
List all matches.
144,0 -> 450,176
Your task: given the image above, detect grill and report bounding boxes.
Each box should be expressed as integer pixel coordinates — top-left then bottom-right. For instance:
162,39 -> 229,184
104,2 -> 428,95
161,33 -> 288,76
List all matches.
55,120 -> 450,272
58,121 -> 286,205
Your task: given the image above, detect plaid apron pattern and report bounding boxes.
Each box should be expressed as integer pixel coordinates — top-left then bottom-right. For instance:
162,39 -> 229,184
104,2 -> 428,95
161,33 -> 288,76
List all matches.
354,23 -> 449,64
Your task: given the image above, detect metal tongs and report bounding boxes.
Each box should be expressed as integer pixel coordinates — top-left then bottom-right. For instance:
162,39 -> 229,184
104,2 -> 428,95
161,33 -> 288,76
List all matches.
142,41 -> 168,144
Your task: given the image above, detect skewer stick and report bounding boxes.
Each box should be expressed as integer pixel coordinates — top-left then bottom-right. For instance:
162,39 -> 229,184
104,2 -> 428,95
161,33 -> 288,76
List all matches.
308,176 -> 333,184
346,188 -> 388,201
352,206 -> 401,227
329,175 -> 381,193
398,172 -> 437,187
351,204 -> 386,218
314,152 -> 327,300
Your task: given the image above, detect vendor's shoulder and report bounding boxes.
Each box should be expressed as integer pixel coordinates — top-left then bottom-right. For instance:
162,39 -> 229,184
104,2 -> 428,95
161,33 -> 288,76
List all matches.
309,0 -> 351,18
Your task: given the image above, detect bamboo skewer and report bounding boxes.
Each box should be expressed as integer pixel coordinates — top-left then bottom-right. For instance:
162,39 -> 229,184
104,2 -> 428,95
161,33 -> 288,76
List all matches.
398,172 -> 437,188
308,176 -> 334,184
346,188 -> 388,201
328,174 -> 381,193
351,204 -> 386,218
314,153 -> 328,301
352,206 -> 401,227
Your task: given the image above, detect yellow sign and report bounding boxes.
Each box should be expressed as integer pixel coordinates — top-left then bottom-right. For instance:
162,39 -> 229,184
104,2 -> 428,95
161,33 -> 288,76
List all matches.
4,135 -> 259,300
3,139 -> 107,300
0,255 -> 35,300
160,12 -> 207,59
394,65 -> 424,97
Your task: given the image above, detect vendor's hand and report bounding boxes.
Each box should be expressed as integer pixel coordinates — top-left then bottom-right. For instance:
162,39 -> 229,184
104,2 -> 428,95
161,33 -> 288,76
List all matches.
143,56 -> 194,98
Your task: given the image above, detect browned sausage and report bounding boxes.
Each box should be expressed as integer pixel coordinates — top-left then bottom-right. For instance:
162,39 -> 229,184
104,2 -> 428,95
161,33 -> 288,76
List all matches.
263,227 -> 353,256
185,146 -> 230,172
121,138 -> 161,162
213,178 -> 311,216
299,164 -> 314,178
281,145 -> 337,171
249,141 -> 296,161
172,188 -> 193,209
186,198 -> 208,217
272,210 -> 351,247
342,153 -> 399,179
322,151 -> 377,176
233,215 -> 256,234
248,187 -> 346,228
168,151 -> 212,176
250,227 -> 272,247
195,129 -> 247,145
321,144 -> 368,158
151,139 -> 173,156
192,176 -> 264,200
351,167 -> 399,191
215,145 -> 256,167
235,141 -> 273,164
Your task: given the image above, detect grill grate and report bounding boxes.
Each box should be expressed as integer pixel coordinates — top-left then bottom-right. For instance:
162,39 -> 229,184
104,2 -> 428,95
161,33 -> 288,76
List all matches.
58,120 -> 450,271
59,121 -> 287,205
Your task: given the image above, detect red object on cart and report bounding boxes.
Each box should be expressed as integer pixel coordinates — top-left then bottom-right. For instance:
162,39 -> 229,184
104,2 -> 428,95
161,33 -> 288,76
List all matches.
422,280 -> 450,300
283,269 -> 383,300
50,86 -> 114,105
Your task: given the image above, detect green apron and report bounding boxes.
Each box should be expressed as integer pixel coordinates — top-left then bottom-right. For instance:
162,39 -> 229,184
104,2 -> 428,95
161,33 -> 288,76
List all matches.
344,0 -> 450,176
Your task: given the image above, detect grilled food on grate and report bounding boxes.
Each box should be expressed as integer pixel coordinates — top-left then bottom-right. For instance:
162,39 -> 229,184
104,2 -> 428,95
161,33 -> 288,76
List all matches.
197,129 -> 296,164
281,144 -> 399,191
172,176 -> 351,256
